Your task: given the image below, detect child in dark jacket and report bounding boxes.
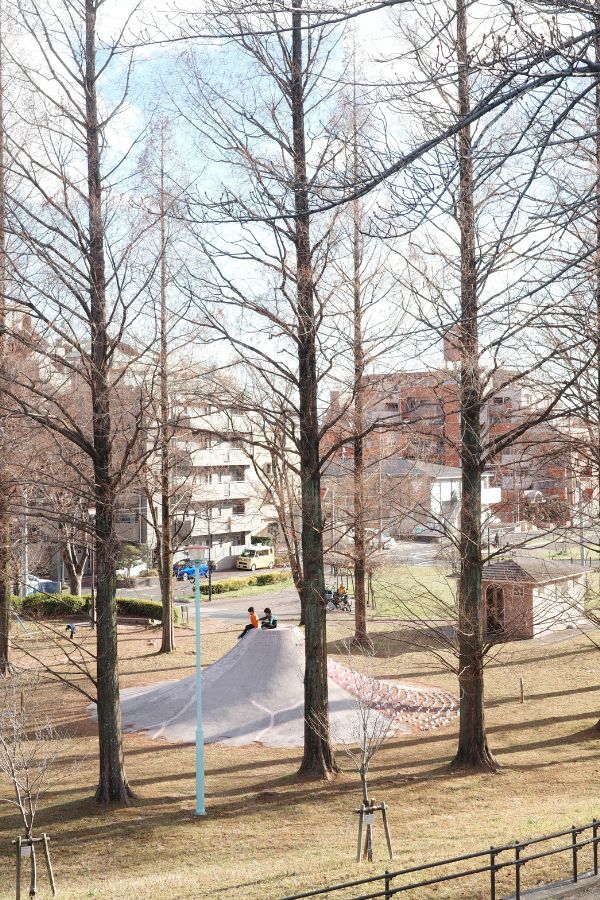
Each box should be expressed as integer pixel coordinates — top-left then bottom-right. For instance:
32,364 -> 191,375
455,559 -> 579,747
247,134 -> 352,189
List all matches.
260,608 -> 277,629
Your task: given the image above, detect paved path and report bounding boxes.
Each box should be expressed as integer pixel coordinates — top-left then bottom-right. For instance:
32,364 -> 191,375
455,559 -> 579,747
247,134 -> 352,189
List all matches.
507,873 -> 600,898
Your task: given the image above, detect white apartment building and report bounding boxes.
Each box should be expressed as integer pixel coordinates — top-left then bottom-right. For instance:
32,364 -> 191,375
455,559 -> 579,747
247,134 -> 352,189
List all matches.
170,403 -> 278,570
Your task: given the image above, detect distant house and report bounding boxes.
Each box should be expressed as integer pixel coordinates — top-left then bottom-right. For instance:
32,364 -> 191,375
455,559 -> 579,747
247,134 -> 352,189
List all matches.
480,557 -> 588,641
321,456 -> 500,542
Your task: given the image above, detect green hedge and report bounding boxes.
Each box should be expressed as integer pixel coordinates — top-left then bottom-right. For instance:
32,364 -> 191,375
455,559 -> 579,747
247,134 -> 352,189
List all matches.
17,593 -> 177,623
117,597 -> 178,622
199,577 -> 251,594
255,572 -> 288,586
198,571 -> 290,595
21,593 -> 88,618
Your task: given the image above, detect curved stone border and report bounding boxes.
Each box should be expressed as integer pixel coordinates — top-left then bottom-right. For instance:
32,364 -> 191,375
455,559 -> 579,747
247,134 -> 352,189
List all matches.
326,658 -> 459,733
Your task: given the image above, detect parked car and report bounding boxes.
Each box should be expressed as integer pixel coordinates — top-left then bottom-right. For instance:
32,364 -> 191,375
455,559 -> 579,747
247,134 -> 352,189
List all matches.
25,574 -> 42,595
236,546 -> 275,571
173,559 -> 191,577
176,562 -> 209,581
115,562 -> 148,578
27,576 -> 60,595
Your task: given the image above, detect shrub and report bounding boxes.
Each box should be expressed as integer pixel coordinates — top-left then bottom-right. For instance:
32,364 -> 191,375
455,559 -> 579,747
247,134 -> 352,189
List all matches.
255,573 -> 279,586
21,593 -> 88,618
258,571 -> 290,586
196,572 -> 289,594
116,577 -> 134,588
117,542 -> 144,573
199,578 -> 247,595
274,556 -> 288,567
116,597 -> 179,623
17,593 -> 178,623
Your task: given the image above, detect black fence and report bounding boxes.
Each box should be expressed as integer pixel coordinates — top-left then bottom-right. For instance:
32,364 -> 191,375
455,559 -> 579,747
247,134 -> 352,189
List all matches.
280,819 -> 600,900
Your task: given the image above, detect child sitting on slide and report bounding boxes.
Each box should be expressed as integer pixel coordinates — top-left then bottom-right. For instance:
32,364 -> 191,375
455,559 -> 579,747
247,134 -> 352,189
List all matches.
260,608 -> 277,629
238,607 -> 259,639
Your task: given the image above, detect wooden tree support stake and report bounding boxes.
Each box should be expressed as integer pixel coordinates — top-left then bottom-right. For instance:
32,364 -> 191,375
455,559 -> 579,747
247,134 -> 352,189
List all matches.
354,800 -> 394,863
12,835 -> 56,899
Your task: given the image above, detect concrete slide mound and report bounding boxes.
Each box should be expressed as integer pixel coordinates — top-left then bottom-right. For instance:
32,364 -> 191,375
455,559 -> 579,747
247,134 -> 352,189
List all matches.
118,625 -> 458,748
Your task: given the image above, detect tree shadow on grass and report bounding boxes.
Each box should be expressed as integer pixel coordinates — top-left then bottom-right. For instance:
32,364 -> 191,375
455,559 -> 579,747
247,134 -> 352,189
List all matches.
487,682 -> 600,708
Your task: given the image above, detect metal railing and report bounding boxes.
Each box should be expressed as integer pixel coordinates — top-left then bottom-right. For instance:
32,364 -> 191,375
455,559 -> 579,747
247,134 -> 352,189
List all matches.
279,818 -> 600,900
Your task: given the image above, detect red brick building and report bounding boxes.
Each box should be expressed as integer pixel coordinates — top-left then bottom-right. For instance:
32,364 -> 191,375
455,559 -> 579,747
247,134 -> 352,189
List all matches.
323,365 -> 596,527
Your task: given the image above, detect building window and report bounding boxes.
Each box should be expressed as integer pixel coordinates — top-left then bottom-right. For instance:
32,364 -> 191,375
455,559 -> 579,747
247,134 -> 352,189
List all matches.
232,501 -> 246,516
115,511 -> 138,524
196,432 -> 216,449
231,467 -> 245,482
385,402 -> 399,412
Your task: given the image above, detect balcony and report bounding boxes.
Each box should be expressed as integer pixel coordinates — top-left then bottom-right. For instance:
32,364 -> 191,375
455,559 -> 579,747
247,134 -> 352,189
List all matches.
188,481 -> 250,502
186,447 -> 250,467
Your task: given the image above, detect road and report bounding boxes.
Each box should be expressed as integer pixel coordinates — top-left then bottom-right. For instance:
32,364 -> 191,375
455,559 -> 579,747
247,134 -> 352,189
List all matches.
372,541 -> 441,566
176,586 -> 302,625
116,568 -> 270,603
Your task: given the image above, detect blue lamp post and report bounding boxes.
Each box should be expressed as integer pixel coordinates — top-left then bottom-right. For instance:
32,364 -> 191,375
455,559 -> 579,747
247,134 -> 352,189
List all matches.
188,546 -> 206,816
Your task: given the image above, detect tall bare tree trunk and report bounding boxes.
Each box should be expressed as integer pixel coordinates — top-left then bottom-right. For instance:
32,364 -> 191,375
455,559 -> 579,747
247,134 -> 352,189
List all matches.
85,0 -> 132,803
351,83 -> 368,649
62,541 -> 88,597
292,0 -> 337,780
593,4 -> 600,732
0,16 -> 11,677
159,132 -> 175,653
452,0 -> 497,771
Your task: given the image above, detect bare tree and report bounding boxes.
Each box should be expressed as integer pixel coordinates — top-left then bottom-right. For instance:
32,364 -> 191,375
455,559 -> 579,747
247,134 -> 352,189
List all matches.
0,675 -> 64,895
308,643 -> 397,861
0,4 -> 12,675
0,0 -> 157,802
177,0 -> 352,778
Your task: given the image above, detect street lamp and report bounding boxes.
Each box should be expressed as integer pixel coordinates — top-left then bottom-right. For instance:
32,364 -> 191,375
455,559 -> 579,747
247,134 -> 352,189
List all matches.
187,544 -> 206,817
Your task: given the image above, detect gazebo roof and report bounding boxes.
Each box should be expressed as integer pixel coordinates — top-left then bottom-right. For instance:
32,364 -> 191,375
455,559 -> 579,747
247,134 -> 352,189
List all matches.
481,557 -> 588,584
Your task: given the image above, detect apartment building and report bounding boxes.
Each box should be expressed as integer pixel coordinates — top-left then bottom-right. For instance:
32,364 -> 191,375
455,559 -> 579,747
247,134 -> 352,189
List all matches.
323,359 -> 594,527
169,403 -> 278,569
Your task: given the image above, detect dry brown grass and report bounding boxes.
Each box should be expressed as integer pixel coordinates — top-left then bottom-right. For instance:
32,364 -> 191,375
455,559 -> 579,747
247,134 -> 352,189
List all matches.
1,616 -> 600,899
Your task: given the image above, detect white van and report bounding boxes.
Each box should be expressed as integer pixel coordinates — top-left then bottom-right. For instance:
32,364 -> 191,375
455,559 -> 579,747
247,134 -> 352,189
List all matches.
236,546 -> 275,571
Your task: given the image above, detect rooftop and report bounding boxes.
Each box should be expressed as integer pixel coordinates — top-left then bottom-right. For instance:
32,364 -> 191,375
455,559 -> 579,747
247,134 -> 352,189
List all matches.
481,557 -> 588,584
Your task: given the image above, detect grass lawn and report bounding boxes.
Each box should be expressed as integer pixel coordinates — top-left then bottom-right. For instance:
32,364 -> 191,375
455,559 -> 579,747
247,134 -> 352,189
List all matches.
2,617 -> 600,899
370,565 -> 456,619
586,571 -> 600,607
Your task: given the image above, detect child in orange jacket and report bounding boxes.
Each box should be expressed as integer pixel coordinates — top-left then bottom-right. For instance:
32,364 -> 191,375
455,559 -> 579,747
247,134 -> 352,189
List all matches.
238,607 -> 259,639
